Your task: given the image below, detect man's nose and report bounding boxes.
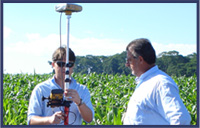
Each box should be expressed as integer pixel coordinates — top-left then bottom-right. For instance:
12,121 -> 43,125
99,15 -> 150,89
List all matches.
125,63 -> 130,67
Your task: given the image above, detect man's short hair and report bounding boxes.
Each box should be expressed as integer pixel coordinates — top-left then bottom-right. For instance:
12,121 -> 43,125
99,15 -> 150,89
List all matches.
52,46 -> 76,62
126,38 -> 156,64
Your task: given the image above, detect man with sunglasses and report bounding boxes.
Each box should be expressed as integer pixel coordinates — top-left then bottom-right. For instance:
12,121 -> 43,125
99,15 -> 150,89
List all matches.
27,47 -> 94,125
123,38 -> 191,125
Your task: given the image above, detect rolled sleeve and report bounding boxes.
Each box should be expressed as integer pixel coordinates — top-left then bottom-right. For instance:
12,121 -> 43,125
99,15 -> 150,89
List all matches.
27,86 -> 43,125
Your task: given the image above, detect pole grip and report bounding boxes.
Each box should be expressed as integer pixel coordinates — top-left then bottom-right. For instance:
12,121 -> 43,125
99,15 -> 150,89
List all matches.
64,107 -> 70,125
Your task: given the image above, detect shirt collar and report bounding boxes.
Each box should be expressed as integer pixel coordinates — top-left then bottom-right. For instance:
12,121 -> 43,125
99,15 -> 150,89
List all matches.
52,75 -> 76,89
52,76 -> 62,89
135,65 -> 158,84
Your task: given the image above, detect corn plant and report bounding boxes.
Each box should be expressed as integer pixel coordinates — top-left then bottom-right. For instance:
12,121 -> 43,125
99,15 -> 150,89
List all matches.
3,73 -> 197,125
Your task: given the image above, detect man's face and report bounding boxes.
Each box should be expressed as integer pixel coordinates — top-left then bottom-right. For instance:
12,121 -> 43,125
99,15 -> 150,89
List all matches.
53,59 -> 74,80
126,50 -> 140,77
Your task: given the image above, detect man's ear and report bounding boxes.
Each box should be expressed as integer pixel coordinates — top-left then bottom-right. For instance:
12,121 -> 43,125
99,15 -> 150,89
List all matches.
52,61 -> 55,68
138,56 -> 144,63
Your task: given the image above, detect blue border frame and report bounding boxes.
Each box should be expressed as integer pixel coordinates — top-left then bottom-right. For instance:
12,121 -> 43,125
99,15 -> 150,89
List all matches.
0,0 -> 3,127
1,0 -> 199,128
1,0 -> 199,3
196,0 -> 199,127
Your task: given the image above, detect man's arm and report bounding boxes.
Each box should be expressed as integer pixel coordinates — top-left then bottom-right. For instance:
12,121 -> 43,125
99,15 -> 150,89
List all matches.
65,89 -> 93,123
156,82 -> 191,125
77,100 -> 93,122
29,111 -> 64,125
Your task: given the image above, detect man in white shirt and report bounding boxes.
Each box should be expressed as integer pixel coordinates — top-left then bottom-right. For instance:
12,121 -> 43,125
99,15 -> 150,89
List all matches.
27,47 -> 94,125
123,38 -> 191,125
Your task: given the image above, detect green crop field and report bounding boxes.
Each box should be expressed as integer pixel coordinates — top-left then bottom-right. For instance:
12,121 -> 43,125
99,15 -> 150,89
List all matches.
3,73 -> 197,125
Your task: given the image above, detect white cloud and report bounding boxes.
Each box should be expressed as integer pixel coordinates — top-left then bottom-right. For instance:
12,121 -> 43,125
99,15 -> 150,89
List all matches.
70,36 -> 196,56
3,26 -> 12,39
152,42 -> 196,56
4,32 -> 196,58
3,33 -> 196,74
5,33 -> 60,56
70,35 -> 126,56
26,33 -> 40,40
4,34 -> 59,74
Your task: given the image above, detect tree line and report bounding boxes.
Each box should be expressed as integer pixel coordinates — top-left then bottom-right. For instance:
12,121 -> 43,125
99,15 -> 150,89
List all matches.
73,50 -> 197,77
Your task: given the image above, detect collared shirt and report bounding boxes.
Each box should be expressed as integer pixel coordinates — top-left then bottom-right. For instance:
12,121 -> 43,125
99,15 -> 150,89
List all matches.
27,76 -> 94,125
123,65 -> 191,125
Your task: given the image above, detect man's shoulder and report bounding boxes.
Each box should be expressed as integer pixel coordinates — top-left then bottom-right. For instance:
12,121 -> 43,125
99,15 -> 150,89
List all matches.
156,70 -> 175,82
71,77 -> 89,92
152,70 -> 178,90
72,81 -> 88,89
33,77 -> 53,91
31,77 -> 55,99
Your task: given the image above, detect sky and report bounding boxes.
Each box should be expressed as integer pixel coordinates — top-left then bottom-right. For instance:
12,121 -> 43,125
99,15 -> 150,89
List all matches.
3,2 -> 197,74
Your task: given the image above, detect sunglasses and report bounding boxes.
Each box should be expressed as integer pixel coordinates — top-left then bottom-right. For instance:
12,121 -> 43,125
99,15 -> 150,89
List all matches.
56,61 -> 74,68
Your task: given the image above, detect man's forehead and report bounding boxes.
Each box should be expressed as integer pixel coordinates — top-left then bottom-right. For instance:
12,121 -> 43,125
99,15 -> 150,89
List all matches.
126,50 -> 132,57
56,58 -> 66,61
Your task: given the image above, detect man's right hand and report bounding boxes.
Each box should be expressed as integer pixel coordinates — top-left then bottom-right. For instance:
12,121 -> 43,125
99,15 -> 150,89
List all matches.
29,111 -> 65,125
48,111 -> 65,124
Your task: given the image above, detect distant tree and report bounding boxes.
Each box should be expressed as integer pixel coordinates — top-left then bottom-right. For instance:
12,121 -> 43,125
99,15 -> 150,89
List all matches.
185,53 -> 197,76
167,50 -> 179,56
73,50 -> 197,77
156,50 -> 192,76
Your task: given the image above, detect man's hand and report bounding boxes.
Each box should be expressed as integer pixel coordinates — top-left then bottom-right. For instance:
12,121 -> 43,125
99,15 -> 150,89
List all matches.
49,111 -> 64,124
64,89 -> 81,105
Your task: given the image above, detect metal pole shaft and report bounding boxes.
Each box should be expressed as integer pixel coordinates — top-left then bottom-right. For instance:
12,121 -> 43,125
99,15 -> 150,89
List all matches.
64,14 -> 71,125
65,15 -> 71,97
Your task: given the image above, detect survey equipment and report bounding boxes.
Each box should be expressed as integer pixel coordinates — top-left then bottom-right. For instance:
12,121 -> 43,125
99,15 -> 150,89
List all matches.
43,3 -> 82,125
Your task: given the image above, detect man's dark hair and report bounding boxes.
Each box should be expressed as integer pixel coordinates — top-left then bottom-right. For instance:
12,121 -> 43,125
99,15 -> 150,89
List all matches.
52,46 -> 76,62
126,38 -> 156,64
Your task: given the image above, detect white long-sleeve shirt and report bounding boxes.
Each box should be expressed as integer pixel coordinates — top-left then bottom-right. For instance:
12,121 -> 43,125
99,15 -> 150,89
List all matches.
123,65 -> 191,125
